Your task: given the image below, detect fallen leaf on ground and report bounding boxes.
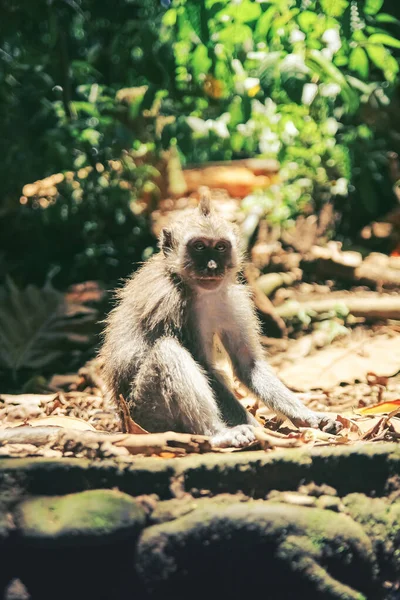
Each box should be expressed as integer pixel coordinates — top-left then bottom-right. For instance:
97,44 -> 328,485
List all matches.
336,414 -> 362,439
357,399 -> 400,415
118,394 -> 149,434
0,393 -> 58,406
279,335 -> 400,392
1,416 -> 96,431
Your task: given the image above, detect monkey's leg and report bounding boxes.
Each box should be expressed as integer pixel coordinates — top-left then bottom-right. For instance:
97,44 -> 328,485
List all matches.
131,338 -> 256,448
221,330 -> 341,433
209,371 -> 259,428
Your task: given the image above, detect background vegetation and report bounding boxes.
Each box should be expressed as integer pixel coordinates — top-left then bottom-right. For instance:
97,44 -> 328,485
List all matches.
1,0 -> 400,286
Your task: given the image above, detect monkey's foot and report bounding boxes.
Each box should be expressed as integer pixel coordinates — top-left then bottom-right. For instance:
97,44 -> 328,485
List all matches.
211,425 -> 256,448
317,414 -> 343,435
292,412 -> 343,435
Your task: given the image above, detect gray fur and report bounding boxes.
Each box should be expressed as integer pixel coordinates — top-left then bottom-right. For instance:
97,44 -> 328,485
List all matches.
100,200 -> 338,447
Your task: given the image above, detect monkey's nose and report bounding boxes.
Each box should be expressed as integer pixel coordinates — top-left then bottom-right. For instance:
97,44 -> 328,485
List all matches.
207,260 -> 217,270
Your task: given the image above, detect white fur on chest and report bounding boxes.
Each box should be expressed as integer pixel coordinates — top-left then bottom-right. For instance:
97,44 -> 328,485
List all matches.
193,284 -> 234,363
194,285 -> 233,331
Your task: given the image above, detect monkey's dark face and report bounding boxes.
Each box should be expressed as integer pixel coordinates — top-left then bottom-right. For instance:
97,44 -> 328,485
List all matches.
183,237 -> 237,290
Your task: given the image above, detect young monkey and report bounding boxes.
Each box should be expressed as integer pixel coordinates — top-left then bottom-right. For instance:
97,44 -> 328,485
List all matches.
100,192 -> 340,447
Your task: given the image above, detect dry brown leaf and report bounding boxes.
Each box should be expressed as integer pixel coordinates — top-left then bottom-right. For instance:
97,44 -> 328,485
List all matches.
1,415 -> 96,431
389,418 -> 400,435
366,372 -> 390,387
118,394 -> 149,434
362,416 -> 389,440
279,335 -> 400,392
0,393 -> 58,406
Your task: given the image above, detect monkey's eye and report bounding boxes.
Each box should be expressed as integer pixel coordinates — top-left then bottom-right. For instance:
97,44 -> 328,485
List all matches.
215,242 -> 228,253
193,241 -> 205,252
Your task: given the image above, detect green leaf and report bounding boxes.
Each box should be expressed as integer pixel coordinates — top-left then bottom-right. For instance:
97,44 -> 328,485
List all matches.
366,42 -> 396,77
219,1 -> 262,23
254,5 -> 277,40
368,33 -> 400,49
349,46 -> 369,79
0,279 -> 98,375
185,1 -> 210,44
384,54 -> 399,82
297,11 -> 319,33
375,13 -> 400,26
306,49 -> 359,114
365,43 -> 399,81
190,44 -> 212,79
162,8 -> 177,26
319,0 -> 348,18
364,0 -> 384,16
228,96 -> 244,127
217,23 -> 253,45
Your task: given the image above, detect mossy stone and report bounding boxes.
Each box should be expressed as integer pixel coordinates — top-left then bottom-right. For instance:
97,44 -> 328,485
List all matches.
136,499 -> 378,600
14,489 -> 146,546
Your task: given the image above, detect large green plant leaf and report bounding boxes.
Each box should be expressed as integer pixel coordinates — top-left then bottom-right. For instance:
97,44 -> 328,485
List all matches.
319,0 -> 348,18
219,0 -> 262,24
185,0 -> 210,44
366,43 -> 399,81
349,46 -> 369,78
190,44 -> 212,79
375,13 -> 400,26
217,23 -> 253,45
368,33 -> 400,49
254,5 -> 277,40
364,0 -> 384,16
0,279 -> 98,376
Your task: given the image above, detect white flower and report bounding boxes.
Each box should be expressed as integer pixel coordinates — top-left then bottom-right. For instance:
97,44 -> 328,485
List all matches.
323,118 -> 339,136
322,28 -> 341,55
320,83 -> 341,97
232,59 -> 245,76
290,29 -> 306,44
187,117 -> 209,135
237,120 -> 256,136
297,177 -> 312,188
244,77 -> 260,91
281,53 -> 309,74
259,128 -> 281,155
247,51 -> 268,60
187,115 -> 230,139
281,120 -> 299,145
331,178 -> 348,196
321,47 -> 334,60
205,119 -> 228,139
302,83 -> 318,106
252,98 -> 281,123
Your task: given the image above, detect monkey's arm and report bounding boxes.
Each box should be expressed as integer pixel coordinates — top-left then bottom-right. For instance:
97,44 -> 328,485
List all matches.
221,288 -> 339,431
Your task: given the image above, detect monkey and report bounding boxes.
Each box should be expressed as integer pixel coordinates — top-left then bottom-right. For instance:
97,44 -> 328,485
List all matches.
100,192 -> 340,447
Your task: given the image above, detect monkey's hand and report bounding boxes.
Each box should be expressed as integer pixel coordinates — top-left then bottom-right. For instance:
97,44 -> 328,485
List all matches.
291,412 -> 343,435
211,425 -> 256,448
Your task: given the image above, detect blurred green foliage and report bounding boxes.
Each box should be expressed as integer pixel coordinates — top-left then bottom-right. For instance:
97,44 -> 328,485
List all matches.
1,0 -> 400,285
157,0 -> 400,226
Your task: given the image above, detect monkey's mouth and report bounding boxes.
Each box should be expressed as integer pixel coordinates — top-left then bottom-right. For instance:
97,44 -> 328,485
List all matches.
194,276 -> 223,290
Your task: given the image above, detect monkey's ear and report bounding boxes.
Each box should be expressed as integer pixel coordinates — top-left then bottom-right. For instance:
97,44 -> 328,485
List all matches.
160,228 -> 174,256
198,186 -> 212,217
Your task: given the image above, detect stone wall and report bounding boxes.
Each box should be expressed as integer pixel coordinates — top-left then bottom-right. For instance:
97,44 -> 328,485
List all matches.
1,444 -> 399,599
